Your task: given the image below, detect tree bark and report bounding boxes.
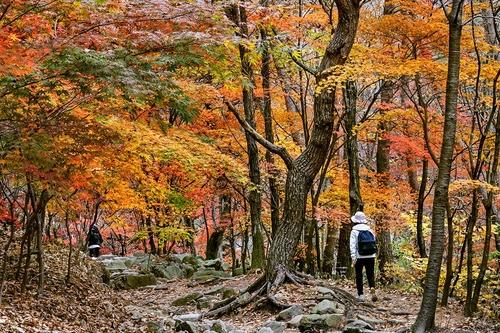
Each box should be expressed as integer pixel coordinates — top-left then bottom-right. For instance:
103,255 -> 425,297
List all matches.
337,80 -> 363,277
260,16 -> 280,239
228,4 -> 266,269
376,80 -> 394,283
416,159 -> 428,258
265,0 -> 360,282
413,1 -> 463,331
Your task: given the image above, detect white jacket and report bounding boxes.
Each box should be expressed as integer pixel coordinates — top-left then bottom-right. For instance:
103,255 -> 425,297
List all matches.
350,222 -> 376,261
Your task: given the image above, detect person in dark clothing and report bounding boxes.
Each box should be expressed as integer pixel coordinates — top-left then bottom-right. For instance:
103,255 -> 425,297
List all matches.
87,224 -> 103,257
349,211 -> 378,302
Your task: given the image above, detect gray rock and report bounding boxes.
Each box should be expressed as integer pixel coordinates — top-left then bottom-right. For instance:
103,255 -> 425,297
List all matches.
173,313 -> 202,322
343,319 -> 374,333
316,286 -> 335,295
110,272 -> 157,290
175,320 -> 199,333
276,304 -> 303,321
257,328 -> 273,333
172,292 -> 203,306
152,264 -> 185,279
298,314 -> 343,331
202,258 -> 223,270
192,269 -> 229,281
312,299 -> 345,315
263,320 -> 285,333
210,320 -> 228,333
287,315 -> 303,328
101,258 -> 128,273
228,331 -> 246,333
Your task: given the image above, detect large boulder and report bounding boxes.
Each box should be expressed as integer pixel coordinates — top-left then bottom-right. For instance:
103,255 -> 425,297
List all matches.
276,305 -> 303,321
151,263 -> 185,279
202,258 -> 223,271
101,258 -> 128,273
298,314 -> 343,332
312,300 -> 345,315
110,271 -> 157,289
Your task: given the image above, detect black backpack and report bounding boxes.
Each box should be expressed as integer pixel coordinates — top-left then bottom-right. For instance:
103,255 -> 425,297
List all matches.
357,230 -> 377,255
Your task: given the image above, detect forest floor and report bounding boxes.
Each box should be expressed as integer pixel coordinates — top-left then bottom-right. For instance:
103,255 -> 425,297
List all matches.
0,248 -> 498,333
120,273 -> 498,333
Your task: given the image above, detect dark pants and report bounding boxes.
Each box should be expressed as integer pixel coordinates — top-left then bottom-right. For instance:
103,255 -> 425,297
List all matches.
89,247 -> 100,257
355,257 -> 375,296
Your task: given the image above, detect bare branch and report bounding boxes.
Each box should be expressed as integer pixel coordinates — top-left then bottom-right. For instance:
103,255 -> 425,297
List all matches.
225,100 -> 294,169
289,52 -> 317,76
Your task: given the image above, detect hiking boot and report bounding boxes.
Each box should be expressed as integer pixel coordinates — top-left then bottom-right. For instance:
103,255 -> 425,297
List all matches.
356,294 -> 366,301
370,288 -> 378,302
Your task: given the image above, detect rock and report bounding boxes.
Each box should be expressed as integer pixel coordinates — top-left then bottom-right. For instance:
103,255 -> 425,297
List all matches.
182,263 -> 196,278
287,315 -> 303,328
221,287 -> 238,299
171,253 -> 191,263
228,331 -> 246,333
262,321 -> 285,333
152,263 -> 185,279
343,319 -> 374,333
276,304 -> 303,321
196,297 -> 212,310
316,286 -> 335,295
202,258 -> 223,270
172,292 -> 203,306
173,313 -> 202,322
175,320 -> 199,333
110,272 -> 156,289
147,320 -> 160,332
298,314 -> 343,331
101,258 -> 128,273
356,314 -> 384,325
211,320 -> 228,333
312,299 -> 345,315
192,269 -> 229,281
257,328 -> 273,333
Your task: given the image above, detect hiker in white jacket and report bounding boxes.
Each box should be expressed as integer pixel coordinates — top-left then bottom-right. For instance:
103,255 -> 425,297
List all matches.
349,211 -> 378,301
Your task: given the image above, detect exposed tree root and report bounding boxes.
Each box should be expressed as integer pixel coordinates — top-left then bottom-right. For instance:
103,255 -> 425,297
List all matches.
203,267 -> 357,318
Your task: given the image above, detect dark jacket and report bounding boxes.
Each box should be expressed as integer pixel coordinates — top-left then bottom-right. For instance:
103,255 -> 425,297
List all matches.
88,225 -> 103,246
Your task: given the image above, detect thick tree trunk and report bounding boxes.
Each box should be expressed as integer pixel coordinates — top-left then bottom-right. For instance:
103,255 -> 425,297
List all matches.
266,1 -> 360,281
416,159 -> 428,258
376,80 -> 394,283
413,2 -> 463,331
337,80 -> 363,277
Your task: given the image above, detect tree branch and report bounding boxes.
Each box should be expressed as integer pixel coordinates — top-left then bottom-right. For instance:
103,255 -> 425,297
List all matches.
289,52 -> 317,76
225,100 -> 294,169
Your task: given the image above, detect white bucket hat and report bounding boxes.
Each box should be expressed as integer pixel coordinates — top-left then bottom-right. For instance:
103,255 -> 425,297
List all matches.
351,211 -> 368,224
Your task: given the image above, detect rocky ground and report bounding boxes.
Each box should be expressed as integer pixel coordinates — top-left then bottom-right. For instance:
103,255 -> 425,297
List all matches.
0,249 -> 497,333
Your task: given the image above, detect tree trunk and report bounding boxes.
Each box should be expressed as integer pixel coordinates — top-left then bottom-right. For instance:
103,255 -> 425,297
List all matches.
471,82 -> 500,312
416,159 -> 428,258
260,20 -> 280,239
413,1 -> 463,330
228,3 -> 266,269
337,80 -> 363,277
265,0 -> 360,282
441,201 -> 455,306
376,80 -> 394,283
464,191 -> 479,316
